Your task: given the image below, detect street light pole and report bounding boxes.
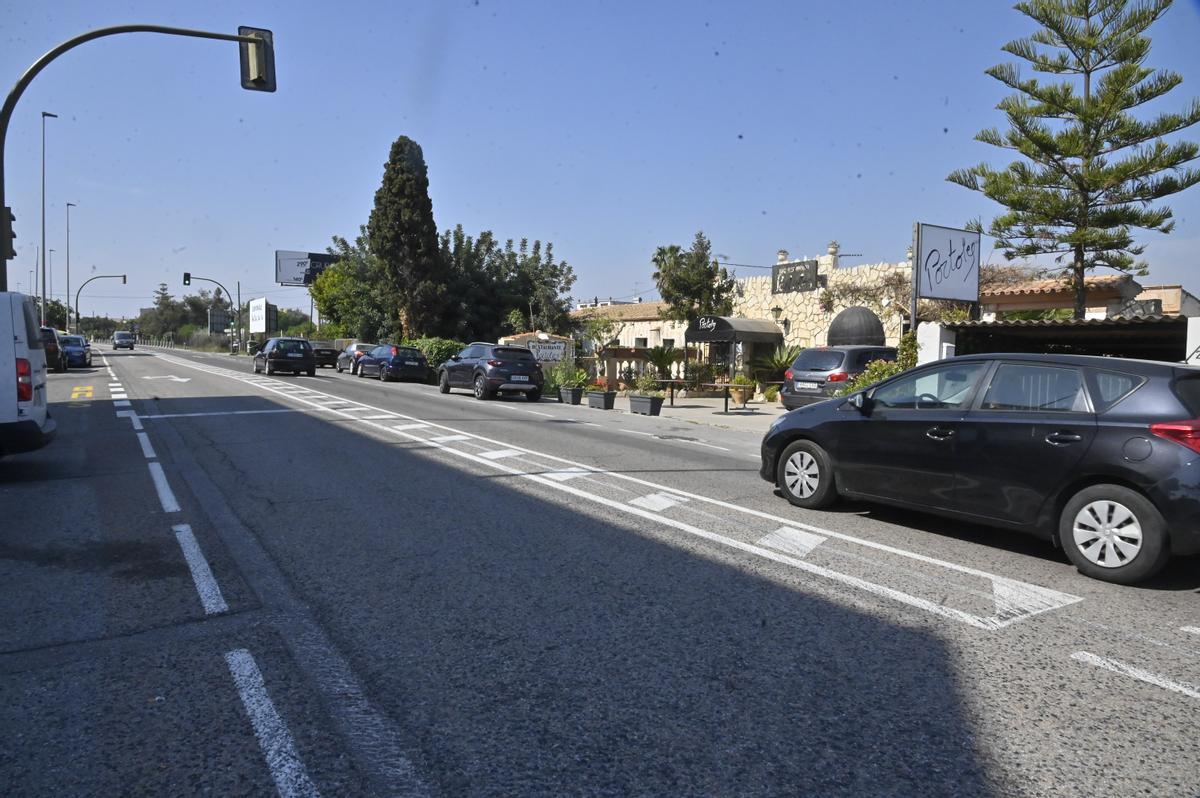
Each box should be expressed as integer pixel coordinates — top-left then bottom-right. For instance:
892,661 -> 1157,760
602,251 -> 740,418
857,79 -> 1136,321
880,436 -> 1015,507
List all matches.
39,110 -> 56,323
75,273 -> 125,334
66,201 -> 75,332
47,248 -> 55,324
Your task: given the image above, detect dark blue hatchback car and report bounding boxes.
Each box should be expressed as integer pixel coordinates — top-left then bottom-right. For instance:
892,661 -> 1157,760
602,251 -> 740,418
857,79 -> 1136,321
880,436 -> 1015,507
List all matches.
760,353 -> 1200,584
356,344 -> 430,382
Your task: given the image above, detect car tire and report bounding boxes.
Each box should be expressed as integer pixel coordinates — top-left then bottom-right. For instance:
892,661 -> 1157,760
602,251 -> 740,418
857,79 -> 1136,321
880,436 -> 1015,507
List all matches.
776,439 -> 838,509
378,366 -> 388,382
1059,485 -> 1169,584
336,364 -> 344,373
253,360 -> 261,374
527,388 -> 541,402
357,365 -> 365,378
473,374 -> 492,401
438,371 -> 451,394
266,362 -> 275,376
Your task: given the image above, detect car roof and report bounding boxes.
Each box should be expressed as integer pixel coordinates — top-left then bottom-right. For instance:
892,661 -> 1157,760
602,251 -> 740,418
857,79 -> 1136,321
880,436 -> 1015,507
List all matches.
944,352 -> 1196,376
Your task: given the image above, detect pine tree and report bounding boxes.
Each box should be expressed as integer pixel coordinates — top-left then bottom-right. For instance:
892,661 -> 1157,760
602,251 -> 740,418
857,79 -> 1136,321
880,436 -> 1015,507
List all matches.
367,136 -> 449,337
652,231 -> 735,325
949,0 -> 1200,318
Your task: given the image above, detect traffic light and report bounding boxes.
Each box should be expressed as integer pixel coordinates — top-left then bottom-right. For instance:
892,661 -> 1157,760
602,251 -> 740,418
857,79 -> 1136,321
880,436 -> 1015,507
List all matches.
183,272 -> 191,286
238,27 -> 276,92
2,207 -> 15,260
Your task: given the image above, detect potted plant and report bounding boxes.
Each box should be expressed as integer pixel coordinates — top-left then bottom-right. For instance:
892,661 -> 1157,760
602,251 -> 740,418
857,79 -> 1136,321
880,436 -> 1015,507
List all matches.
729,373 -> 756,406
558,367 -> 589,405
587,380 -> 617,409
628,372 -> 666,416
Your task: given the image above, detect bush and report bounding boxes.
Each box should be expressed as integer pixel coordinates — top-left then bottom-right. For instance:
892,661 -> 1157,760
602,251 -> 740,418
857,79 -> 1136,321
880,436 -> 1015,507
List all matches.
407,336 -> 465,367
633,371 -> 663,396
838,332 -> 918,396
763,384 -> 779,402
731,373 -> 756,388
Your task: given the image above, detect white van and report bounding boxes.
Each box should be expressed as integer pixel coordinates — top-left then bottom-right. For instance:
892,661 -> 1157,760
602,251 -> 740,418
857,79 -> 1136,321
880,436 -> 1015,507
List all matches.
0,291 -> 56,457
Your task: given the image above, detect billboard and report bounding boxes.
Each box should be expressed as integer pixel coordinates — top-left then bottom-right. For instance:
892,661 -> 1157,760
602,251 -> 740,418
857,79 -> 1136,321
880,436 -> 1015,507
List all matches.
248,297 -> 268,333
914,223 -> 981,303
772,259 -> 819,294
275,250 -> 338,286
207,306 -> 231,334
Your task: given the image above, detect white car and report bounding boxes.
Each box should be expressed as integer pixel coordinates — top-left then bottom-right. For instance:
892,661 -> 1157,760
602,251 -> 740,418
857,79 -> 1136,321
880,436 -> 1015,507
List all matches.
0,292 -> 56,458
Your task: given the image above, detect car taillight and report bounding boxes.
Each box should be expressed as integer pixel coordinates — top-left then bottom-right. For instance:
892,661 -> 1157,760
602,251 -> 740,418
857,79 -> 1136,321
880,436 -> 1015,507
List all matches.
487,359 -> 503,366
785,369 -> 793,381
16,358 -> 33,401
826,371 -> 848,382
391,347 -> 398,355
1150,419 -> 1200,454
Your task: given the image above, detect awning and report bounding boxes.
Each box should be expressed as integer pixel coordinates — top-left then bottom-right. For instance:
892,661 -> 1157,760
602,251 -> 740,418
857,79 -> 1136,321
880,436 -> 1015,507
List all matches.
685,316 -> 784,344
943,315 -> 1188,361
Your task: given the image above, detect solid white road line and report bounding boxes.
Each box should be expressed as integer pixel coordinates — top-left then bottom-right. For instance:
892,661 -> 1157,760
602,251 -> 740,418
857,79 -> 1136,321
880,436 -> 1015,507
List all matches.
148,462 -> 181,513
619,429 -> 657,437
173,524 -> 228,614
224,649 -> 320,798
361,414 -> 399,420
1071,651 -> 1200,700
429,434 -> 470,443
391,423 -> 430,431
136,432 -> 157,460
140,409 -> 312,419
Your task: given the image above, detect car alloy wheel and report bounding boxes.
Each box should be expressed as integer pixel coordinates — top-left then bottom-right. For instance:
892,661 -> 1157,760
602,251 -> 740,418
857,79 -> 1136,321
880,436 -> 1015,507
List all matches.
474,375 -> 490,400
379,366 -> 388,382
1072,500 -> 1143,568
1059,484 -> 1168,584
776,440 -> 837,509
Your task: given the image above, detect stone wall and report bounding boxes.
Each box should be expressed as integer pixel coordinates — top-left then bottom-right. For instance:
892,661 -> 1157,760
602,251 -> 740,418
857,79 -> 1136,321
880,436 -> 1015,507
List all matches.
733,253 -> 910,348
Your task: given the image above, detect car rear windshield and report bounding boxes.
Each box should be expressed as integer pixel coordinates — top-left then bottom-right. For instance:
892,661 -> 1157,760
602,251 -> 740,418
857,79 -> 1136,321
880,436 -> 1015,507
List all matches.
791,349 -> 845,372
276,339 -> 311,353
40,329 -> 56,344
115,332 -> 133,340
1171,376 -> 1200,416
354,344 -> 374,352
492,347 -> 535,361
394,348 -> 423,358
60,336 -> 84,346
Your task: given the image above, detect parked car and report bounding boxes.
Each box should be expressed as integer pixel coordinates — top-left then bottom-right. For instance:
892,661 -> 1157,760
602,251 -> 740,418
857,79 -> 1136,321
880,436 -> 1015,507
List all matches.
761,352 -> 1200,585
336,342 -> 377,374
779,345 -> 897,409
437,342 -> 544,401
310,340 -> 340,369
1,292 -> 56,457
40,327 -> 67,372
356,344 -> 430,382
252,337 -> 316,376
112,330 -> 135,350
59,334 -> 93,368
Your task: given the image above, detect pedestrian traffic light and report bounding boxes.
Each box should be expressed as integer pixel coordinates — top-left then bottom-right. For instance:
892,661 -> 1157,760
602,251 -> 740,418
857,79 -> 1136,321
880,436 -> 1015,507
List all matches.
2,207 -> 15,260
183,272 -> 191,286
238,27 -> 276,92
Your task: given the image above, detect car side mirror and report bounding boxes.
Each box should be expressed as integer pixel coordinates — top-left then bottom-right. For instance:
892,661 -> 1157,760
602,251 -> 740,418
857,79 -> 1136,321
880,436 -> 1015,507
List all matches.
848,392 -> 872,414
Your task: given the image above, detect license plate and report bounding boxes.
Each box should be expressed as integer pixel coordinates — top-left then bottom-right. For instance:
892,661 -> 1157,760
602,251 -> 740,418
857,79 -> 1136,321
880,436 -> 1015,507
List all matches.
287,353 -> 303,358
511,375 -> 529,382
797,380 -> 821,391
405,360 -> 419,366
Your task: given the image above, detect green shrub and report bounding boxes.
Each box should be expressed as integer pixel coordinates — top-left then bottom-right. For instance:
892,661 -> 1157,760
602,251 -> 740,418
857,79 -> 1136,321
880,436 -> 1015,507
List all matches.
407,336 -> 465,367
731,373 -> 756,388
763,384 -> 779,402
633,371 -> 664,396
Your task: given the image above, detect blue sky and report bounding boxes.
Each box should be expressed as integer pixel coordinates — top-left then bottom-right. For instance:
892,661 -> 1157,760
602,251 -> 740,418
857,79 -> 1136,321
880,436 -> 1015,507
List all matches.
2,0 -> 1199,318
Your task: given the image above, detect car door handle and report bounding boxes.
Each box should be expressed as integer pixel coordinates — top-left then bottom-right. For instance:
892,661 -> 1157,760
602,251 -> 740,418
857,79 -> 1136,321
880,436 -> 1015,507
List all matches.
1045,431 -> 1082,445
926,426 -> 954,441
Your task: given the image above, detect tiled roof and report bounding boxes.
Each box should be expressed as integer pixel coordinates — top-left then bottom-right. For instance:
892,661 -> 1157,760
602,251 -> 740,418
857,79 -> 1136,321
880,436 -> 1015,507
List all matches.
980,274 -> 1131,298
946,314 -> 1183,329
570,301 -> 671,322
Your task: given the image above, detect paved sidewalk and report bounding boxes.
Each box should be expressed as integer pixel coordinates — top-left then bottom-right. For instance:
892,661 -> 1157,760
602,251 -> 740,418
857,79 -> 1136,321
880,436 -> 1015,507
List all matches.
599,394 -> 788,434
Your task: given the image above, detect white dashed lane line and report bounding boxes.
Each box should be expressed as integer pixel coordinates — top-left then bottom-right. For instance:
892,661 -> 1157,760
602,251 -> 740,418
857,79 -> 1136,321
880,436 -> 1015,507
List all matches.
173,524 -> 229,615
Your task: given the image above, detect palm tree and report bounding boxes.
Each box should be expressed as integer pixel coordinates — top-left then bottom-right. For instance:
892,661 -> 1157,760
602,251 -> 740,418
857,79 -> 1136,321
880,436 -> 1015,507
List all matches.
643,345 -> 679,379
752,344 -> 802,382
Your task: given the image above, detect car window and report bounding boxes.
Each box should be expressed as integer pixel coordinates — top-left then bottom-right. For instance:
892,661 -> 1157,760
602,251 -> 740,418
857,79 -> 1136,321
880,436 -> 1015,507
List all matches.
463,345 -> 485,359
873,362 -> 989,410
40,328 -> 56,344
61,336 -> 84,346
981,364 -> 1087,412
355,343 -> 374,353
276,339 -> 311,353
493,347 -> 535,361
372,346 -> 390,357
1082,369 -> 1145,412
22,300 -> 42,348
792,349 -> 845,372
1170,376 -> 1200,416
396,347 -> 422,358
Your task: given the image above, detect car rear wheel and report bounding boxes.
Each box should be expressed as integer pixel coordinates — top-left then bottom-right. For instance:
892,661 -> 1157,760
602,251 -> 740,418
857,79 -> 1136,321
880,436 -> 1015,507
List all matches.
1059,485 -> 1169,584
357,365 -> 365,378
307,368 -> 316,377
777,440 -> 838,509
527,388 -> 541,402
438,371 -> 451,394
473,374 -> 492,400
378,366 -> 388,382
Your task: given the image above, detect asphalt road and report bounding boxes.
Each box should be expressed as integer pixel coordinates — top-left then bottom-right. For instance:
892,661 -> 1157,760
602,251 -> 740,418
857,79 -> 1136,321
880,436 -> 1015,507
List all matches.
2,346 -> 1198,797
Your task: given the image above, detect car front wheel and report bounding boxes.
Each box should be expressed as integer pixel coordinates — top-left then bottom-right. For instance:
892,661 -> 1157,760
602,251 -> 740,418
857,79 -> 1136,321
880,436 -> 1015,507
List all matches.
1059,485 -> 1169,584
438,371 -> 451,394
776,440 -> 838,509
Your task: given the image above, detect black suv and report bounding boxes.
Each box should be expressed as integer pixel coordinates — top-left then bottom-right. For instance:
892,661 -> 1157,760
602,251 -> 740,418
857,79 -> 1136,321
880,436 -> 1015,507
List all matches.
437,343 -> 544,401
780,345 -> 897,409
252,337 -> 316,376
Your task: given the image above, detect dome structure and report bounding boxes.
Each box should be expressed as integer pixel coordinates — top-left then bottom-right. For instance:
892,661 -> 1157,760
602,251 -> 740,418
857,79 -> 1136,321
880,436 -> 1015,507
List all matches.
826,306 -> 885,346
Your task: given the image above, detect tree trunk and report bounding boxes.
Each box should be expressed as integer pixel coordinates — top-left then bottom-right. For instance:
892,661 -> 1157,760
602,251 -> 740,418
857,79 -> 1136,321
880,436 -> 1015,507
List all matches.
1073,245 -> 1087,320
